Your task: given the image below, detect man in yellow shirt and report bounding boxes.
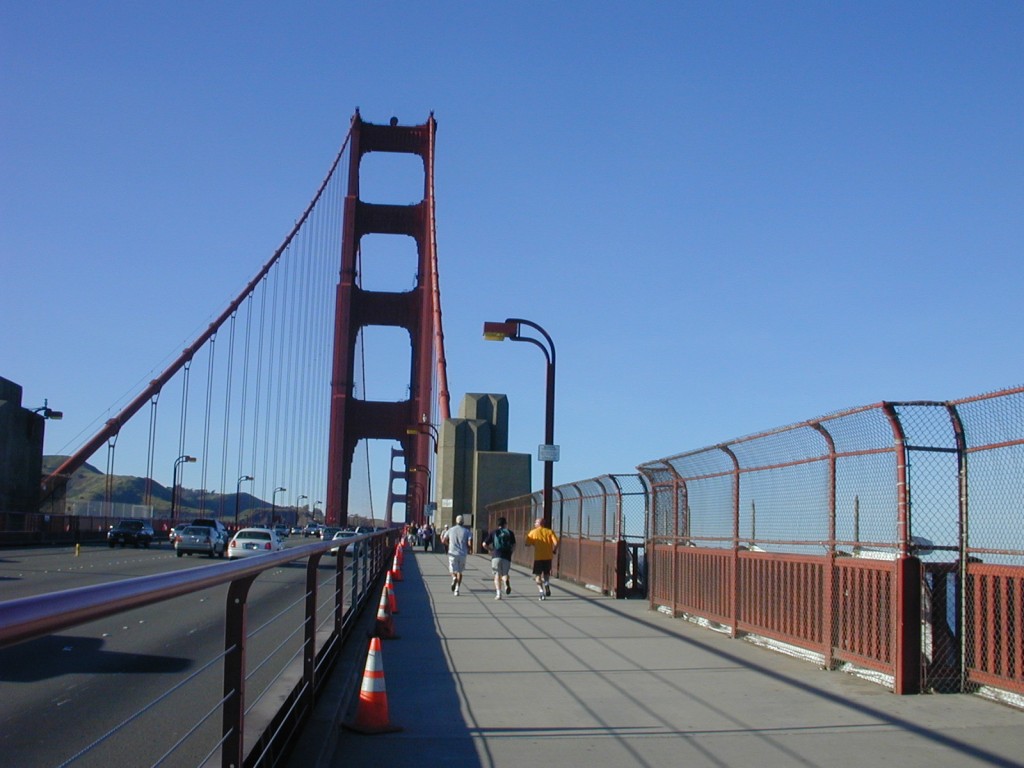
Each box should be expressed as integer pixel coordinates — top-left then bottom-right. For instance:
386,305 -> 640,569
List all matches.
524,517 -> 559,600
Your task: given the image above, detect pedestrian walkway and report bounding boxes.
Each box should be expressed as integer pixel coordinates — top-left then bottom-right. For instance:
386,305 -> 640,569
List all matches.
291,548 -> 1023,768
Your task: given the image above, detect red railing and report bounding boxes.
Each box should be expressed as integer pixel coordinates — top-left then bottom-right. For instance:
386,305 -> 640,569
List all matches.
486,474 -> 648,598
967,564 -> 1024,693
638,385 -> 1024,699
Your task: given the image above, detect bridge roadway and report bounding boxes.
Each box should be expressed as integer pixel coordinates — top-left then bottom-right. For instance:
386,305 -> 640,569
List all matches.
288,547 -> 1022,768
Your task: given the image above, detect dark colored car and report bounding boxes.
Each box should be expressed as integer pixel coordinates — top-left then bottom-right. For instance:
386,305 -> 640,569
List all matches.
107,519 -> 155,548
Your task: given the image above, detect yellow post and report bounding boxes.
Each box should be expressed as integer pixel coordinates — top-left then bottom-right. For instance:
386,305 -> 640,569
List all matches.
75,543 -> 80,557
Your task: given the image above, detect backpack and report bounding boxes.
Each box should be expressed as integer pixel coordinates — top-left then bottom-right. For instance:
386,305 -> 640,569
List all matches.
492,527 -> 513,553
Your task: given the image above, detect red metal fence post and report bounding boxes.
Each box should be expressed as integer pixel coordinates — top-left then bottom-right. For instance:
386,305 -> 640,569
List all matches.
895,555 -> 922,694
222,575 -> 257,768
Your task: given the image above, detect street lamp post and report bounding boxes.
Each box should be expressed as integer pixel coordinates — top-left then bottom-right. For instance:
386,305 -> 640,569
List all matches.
271,486 -> 286,522
406,425 -> 439,525
31,399 -> 64,420
409,464 -> 432,522
406,424 -> 439,452
235,475 -> 254,529
171,455 -> 197,523
295,494 -> 308,521
483,318 -> 557,530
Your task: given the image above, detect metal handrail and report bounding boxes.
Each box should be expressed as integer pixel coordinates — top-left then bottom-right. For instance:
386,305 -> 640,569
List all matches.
0,530 -> 399,767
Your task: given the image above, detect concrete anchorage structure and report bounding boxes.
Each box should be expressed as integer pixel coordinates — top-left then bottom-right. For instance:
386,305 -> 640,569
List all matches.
433,393 -> 531,545
0,377 -> 46,514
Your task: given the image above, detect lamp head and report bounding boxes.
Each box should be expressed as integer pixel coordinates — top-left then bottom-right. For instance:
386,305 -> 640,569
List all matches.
33,399 -> 63,420
483,320 -> 519,341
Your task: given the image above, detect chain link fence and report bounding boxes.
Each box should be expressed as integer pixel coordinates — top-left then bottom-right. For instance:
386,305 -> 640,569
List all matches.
638,385 -> 1023,700
486,474 -> 648,598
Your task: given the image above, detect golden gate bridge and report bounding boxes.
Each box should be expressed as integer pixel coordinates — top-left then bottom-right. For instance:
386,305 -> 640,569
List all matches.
40,111 -> 449,531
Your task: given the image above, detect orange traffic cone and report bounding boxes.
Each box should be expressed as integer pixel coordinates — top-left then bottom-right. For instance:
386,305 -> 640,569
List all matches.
343,637 -> 402,734
385,572 -> 399,614
390,552 -> 403,581
374,585 -> 397,639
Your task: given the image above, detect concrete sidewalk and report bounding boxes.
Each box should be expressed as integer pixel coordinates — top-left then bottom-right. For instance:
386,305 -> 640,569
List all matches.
293,548 -> 1022,768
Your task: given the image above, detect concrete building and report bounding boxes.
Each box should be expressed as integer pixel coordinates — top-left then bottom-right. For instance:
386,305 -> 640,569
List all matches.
433,393 -> 531,541
0,377 -> 45,514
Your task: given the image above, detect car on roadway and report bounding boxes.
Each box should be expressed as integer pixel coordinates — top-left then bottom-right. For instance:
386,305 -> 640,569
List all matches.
302,523 -> 322,538
227,527 -> 284,560
175,525 -> 226,558
328,529 -> 358,556
168,523 -> 189,545
319,526 -> 342,544
107,519 -> 155,548
273,524 -> 290,540
191,518 -> 230,550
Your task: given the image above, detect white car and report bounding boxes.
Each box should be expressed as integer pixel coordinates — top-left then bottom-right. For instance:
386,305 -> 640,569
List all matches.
227,527 -> 283,560
329,530 -> 358,556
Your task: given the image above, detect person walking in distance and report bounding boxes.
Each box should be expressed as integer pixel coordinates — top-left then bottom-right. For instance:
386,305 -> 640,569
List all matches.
483,517 -> 516,600
440,515 -> 473,596
525,517 -> 559,600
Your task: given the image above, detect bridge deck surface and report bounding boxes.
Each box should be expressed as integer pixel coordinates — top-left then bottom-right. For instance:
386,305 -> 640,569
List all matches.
290,547 -> 1022,768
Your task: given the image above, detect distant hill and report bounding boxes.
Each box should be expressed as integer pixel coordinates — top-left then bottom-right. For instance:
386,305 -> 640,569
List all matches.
43,455 -> 269,517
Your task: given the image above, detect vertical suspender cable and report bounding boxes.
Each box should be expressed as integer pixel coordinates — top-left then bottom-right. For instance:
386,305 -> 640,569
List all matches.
316,174 -> 341,507
271,257 -> 290,498
290,222 -> 309,514
199,337 -> 217,514
250,277 -> 269,500
294,225 -> 312,516
263,267 -> 280,505
237,296 -> 254,498
105,434 -> 118,516
172,360 -> 192,516
144,394 -> 159,506
284,240 -> 302,505
218,313 -> 238,519
177,358 -> 192,477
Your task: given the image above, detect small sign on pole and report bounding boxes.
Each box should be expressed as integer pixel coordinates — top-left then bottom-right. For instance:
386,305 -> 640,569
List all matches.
538,444 -> 560,462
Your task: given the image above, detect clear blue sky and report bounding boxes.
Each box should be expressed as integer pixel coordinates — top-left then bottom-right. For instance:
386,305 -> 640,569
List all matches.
3,2 -> 1022,493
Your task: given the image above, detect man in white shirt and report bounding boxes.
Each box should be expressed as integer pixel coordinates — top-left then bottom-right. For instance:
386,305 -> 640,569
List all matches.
441,515 -> 473,596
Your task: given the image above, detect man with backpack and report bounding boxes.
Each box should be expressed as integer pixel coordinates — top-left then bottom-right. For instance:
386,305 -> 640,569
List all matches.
483,517 -> 516,600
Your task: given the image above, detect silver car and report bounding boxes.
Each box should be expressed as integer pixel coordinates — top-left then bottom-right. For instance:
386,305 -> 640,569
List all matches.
175,525 -> 225,558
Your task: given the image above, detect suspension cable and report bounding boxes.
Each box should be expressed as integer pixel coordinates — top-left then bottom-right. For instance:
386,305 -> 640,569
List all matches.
41,123 -> 356,501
